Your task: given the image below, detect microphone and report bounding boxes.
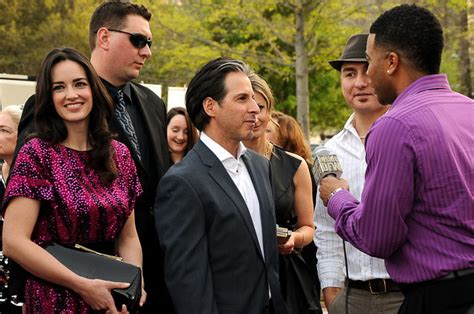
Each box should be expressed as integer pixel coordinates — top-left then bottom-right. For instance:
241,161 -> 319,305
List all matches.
312,145 -> 343,184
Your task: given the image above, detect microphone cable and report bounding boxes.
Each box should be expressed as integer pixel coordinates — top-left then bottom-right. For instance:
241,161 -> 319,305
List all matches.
343,240 -> 350,314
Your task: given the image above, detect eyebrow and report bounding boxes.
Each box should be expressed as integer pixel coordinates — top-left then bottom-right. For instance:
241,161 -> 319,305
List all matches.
52,77 -> 88,85
234,92 -> 252,98
341,67 -> 357,72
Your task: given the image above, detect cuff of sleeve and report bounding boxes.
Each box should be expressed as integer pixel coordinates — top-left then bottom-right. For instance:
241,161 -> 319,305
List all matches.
327,190 -> 358,220
321,279 -> 345,290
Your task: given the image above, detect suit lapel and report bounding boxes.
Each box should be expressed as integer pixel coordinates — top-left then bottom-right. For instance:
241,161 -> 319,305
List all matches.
130,84 -> 167,173
242,152 -> 275,261
195,142 -> 264,260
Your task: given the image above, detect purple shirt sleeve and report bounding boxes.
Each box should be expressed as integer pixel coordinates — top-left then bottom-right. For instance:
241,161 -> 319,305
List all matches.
327,117 -> 413,258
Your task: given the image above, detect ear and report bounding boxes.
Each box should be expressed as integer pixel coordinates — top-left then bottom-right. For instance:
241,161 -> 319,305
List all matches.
203,97 -> 217,118
386,51 -> 399,75
96,27 -> 111,51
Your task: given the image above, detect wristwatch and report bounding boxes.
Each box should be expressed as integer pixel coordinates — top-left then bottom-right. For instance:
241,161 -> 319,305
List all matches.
328,187 -> 344,201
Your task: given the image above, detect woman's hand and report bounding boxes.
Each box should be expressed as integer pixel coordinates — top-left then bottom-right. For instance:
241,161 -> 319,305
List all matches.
278,232 -> 296,255
139,286 -> 147,308
74,277 -> 129,313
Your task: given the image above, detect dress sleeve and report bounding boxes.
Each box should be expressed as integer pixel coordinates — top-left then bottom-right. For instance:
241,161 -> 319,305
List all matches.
2,139 -> 53,212
113,141 -> 143,213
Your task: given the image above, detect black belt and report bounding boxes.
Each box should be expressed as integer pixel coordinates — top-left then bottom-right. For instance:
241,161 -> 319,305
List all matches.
347,278 -> 400,294
434,267 -> 474,282
399,268 -> 474,294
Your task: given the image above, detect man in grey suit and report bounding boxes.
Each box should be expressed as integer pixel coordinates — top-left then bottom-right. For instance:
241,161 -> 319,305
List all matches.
155,58 -> 288,314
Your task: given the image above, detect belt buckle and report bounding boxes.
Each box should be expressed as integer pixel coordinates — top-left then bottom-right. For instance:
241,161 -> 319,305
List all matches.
369,279 -> 387,295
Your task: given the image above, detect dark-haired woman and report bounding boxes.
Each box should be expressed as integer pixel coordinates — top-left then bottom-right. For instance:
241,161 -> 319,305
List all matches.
166,107 -> 198,164
2,47 -> 145,313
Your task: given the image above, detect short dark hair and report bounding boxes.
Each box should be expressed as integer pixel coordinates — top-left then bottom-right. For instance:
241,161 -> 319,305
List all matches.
185,57 -> 251,131
370,4 -> 444,75
34,47 -> 117,184
167,107 -> 198,155
89,0 -> 152,51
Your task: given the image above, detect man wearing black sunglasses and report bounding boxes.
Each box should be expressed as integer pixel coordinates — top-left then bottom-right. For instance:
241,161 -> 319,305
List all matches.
107,29 -> 152,49
89,2 -> 172,314
14,1 -> 172,313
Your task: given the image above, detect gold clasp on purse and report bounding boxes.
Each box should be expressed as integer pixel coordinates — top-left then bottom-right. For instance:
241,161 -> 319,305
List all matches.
74,244 -> 123,262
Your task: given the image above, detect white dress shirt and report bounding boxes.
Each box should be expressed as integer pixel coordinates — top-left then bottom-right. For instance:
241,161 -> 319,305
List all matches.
201,132 -> 265,257
313,113 -> 391,289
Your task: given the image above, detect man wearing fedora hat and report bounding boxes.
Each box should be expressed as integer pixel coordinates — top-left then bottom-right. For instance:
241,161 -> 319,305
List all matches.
313,33 -> 403,313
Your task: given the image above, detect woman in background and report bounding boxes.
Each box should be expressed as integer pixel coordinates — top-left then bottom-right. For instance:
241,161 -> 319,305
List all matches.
0,105 -> 23,188
267,110 -> 321,308
243,73 -> 321,314
166,107 -> 198,164
0,104 -> 23,313
2,47 -> 145,313
268,111 -> 313,165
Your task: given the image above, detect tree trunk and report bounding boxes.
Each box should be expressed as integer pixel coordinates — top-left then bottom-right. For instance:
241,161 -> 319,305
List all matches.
459,7 -> 472,97
294,3 -> 310,140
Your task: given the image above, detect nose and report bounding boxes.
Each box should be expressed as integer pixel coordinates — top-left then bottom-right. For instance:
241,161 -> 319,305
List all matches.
139,44 -> 152,59
355,72 -> 370,88
66,88 -> 78,100
176,131 -> 185,140
249,98 -> 260,114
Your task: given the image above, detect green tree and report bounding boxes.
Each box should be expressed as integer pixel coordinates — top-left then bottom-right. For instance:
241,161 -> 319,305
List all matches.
151,0 -> 359,139
1,0 -> 468,136
0,0 -> 93,76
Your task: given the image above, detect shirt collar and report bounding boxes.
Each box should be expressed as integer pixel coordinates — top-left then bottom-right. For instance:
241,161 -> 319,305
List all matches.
101,79 -> 132,101
342,113 -> 359,140
391,74 -> 450,109
200,131 -> 247,163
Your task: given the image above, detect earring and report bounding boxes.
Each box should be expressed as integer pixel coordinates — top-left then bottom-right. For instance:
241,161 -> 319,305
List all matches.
387,70 -> 390,74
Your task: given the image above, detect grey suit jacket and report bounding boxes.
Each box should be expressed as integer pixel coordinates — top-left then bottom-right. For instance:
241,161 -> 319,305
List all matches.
155,140 -> 288,314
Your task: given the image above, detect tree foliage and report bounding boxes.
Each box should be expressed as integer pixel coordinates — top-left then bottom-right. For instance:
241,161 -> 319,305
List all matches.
0,0 -> 470,138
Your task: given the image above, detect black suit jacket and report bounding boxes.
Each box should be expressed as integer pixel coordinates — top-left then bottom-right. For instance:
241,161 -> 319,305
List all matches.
155,141 -> 288,314
14,80 -> 173,312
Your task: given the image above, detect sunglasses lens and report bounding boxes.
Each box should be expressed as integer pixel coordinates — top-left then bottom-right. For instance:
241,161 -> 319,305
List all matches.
130,34 -> 151,48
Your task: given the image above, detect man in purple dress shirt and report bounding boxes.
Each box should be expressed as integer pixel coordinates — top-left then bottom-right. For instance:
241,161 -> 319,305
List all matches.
319,4 -> 474,313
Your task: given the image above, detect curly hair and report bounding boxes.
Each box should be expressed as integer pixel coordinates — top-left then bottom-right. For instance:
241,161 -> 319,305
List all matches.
34,47 -> 117,184
370,4 -> 443,75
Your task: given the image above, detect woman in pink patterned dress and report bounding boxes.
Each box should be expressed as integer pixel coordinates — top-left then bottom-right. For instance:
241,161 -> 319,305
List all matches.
2,48 -> 145,313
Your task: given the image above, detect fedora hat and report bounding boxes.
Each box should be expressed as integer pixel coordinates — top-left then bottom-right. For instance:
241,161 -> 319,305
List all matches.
329,33 -> 369,71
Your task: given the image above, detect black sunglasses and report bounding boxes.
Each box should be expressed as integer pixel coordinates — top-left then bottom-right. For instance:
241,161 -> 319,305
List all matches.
108,28 -> 152,48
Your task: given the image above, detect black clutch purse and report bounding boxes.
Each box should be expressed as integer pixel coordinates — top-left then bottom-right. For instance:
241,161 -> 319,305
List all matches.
45,243 -> 142,312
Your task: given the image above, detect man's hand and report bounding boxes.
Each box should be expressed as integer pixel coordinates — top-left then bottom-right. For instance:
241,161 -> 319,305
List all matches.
319,176 -> 349,206
322,287 -> 342,309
